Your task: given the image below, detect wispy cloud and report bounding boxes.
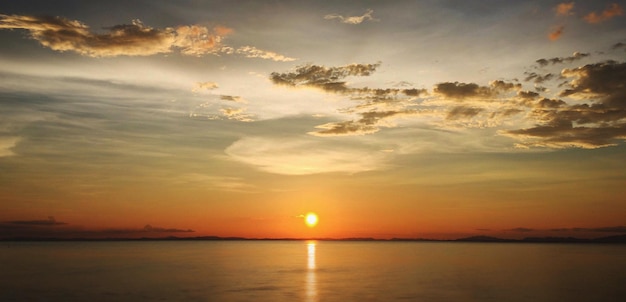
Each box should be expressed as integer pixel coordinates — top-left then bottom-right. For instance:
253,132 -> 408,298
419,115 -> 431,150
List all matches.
225,136 -> 391,175
548,25 -> 564,41
583,3 -> 623,24
193,81 -> 219,92
535,52 -> 590,67
0,136 -> 19,157
324,9 -> 378,25
555,2 -> 575,16
231,46 -> 297,62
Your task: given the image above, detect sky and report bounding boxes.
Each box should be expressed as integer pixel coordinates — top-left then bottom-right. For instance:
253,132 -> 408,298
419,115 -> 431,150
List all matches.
0,0 -> 625,239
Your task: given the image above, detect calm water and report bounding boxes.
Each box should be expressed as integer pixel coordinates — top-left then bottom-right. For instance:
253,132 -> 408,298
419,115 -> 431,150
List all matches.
1,241 -> 625,301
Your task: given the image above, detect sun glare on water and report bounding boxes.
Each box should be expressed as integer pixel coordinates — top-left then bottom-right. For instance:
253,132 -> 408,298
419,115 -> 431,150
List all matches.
305,213 -> 318,228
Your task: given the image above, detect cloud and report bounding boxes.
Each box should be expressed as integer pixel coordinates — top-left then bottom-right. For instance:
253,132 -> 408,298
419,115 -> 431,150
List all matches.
446,106 -> 484,120
143,224 -> 194,233
535,52 -> 590,67
434,80 -> 518,100
583,3 -> 623,24
220,95 -> 247,103
324,9 -> 378,25
434,82 -> 493,99
270,62 -> 380,93
524,72 -> 555,84
559,60 -> 626,111
504,60 -> 626,148
175,173 -> 255,192
548,25 -> 564,41
232,46 -> 297,62
612,42 -> 626,51
0,218 -> 195,239
309,110 -> 419,136
8,216 -> 66,226
193,81 -> 219,92
0,14 -> 232,57
555,2 -> 575,16
270,54 -> 625,148
0,136 -> 19,157
517,90 -> 540,100
0,14 -> 294,61
509,227 -> 535,232
225,136 -> 391,175
220,107 -> 254,122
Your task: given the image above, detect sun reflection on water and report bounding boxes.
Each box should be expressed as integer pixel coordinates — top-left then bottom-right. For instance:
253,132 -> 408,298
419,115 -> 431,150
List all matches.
306,241 -> 317,302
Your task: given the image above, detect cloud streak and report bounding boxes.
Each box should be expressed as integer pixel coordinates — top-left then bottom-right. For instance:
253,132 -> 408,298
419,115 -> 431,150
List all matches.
535,52 -> 590,67
555,2 -> 575,16
324,9 -> 377,24
583,3 -> 623,24
0,14 -> 294,61
548,25 -> 564,41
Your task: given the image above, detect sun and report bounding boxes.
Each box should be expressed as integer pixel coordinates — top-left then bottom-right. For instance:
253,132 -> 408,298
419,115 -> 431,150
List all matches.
305,212 -> 318,228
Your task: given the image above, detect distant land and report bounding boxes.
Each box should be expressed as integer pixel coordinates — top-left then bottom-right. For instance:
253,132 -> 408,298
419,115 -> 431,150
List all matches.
2,234 -> 626,243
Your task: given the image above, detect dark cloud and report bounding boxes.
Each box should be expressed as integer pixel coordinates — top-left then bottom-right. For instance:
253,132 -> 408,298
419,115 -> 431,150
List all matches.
560,60 -> 626,108
0,14 -> 231,57
7,216 -> 66,226
506,60 -> 626,148
310,110 -> 417,136
536,98 -> 566,108
517,90 -> 540,100
270,63 -> 380,93
509,227 -> 534,232
434,80 -> 519,100
612,42 -> 626,51
535,52 -> 590,67
446,106 -> 484,120
523,72 -> 555,84
271,63 -> 430,136
402,88 -> 428,97
434,82 -> 492,99
0,220 -> 195,239
143,224 -> 194,233
507,120 -> 626,148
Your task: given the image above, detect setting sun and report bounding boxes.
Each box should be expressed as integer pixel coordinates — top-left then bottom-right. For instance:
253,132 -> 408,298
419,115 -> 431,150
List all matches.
305,213 -> 318,228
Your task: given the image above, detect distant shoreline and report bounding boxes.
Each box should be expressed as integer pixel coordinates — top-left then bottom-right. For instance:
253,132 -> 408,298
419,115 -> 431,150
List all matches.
2,234 -> 625,243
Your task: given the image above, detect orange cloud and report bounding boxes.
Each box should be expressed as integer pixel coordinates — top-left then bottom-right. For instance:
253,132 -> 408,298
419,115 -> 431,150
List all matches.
555,2 -> 575,16
583,3 -> 623,23
0,14 -> 230,57
548,25 -> 564,41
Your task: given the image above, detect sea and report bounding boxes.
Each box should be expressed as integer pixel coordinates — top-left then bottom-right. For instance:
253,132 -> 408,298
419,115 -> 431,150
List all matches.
1,240 -> 625,301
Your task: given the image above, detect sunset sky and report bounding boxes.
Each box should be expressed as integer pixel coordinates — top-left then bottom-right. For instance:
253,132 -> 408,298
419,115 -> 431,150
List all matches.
1,0 -> 625,239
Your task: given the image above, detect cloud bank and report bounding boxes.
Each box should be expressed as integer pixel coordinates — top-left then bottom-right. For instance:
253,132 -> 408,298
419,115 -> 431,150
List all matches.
0,14 -> 294,61
269,50 -> 626,149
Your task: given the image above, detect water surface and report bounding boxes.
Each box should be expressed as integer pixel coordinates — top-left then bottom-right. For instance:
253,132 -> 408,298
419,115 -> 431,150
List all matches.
1,241 -> 624,301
